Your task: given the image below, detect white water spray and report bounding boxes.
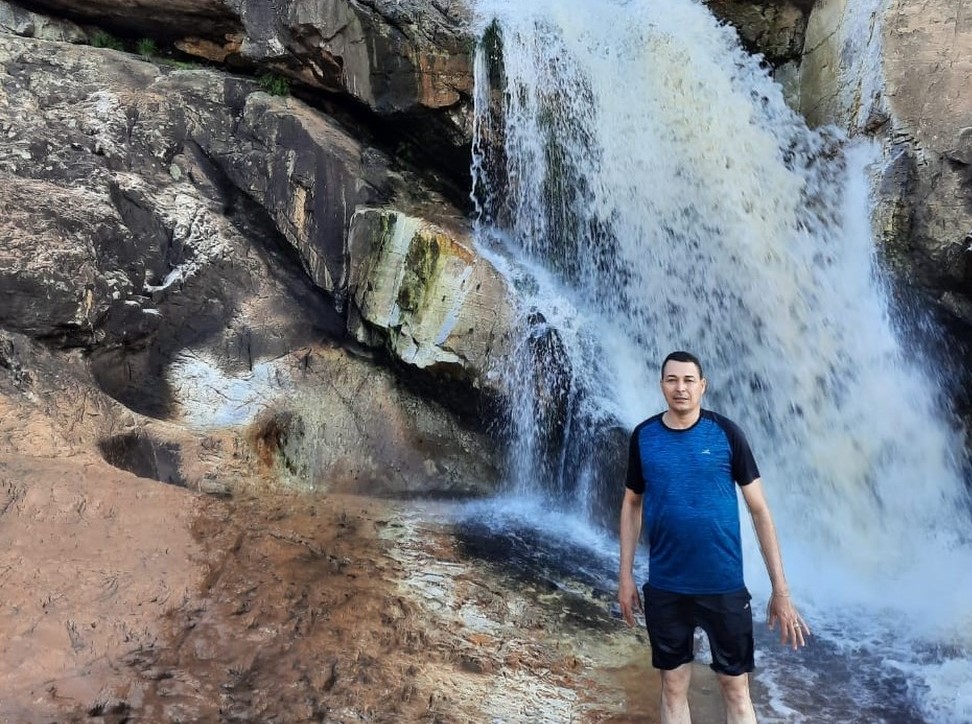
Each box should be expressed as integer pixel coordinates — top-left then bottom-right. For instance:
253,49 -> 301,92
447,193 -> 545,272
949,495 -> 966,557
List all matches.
470,1 -> 972,721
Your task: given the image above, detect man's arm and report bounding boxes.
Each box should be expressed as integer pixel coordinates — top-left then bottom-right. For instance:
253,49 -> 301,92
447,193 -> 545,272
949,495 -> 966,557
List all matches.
618,488 -> 644,626
740,478 -> 810,649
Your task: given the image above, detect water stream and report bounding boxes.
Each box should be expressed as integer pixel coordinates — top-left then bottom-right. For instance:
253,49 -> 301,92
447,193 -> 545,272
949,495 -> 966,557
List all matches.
467,1 -> 972,721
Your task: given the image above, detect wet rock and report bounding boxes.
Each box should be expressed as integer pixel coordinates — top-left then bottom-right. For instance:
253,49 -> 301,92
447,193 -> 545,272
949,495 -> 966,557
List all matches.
522,311 -> 572,479
705,0 -> 811,65
347,208 -> 514,400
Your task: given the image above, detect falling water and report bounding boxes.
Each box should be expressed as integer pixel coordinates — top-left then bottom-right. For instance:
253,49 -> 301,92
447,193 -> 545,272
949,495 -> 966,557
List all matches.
468,1 -> 972,721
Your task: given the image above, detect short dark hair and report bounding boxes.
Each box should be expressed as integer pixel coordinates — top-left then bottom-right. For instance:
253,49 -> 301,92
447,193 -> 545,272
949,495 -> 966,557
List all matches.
661,351 -> 704,379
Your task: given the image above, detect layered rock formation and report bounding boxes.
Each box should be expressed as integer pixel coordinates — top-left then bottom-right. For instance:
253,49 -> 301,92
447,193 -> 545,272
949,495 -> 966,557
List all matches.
15,0 -> 476,187
0,16 -> 508,495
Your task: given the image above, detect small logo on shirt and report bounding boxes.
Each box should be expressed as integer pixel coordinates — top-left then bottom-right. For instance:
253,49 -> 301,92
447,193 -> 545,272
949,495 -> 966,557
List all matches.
701,449 -> 711,455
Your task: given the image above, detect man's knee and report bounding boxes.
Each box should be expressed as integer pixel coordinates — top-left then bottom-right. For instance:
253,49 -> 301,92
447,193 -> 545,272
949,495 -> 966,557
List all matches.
717,673 -> 752,709
661,664 -> 692,698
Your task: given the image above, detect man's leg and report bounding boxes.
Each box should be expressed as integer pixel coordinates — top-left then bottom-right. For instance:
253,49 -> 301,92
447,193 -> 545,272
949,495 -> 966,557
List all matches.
644,585 -> 697,723
697,588 -> 756,723
660,663 -> 693,724
716,673 -> 757,724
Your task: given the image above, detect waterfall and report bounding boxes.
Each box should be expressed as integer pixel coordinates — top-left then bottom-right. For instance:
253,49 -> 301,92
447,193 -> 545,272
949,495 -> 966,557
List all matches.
470,1 -> 972,721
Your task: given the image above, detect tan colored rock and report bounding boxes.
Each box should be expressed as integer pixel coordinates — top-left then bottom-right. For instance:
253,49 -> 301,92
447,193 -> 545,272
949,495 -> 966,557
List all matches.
883,0 -> 972,281
0,454 -> 209,721
173,33 -> 243,63
884,2 -> 972,154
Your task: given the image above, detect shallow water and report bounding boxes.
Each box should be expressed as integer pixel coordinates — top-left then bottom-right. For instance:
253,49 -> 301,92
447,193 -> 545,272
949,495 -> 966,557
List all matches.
448,495 -> 968,723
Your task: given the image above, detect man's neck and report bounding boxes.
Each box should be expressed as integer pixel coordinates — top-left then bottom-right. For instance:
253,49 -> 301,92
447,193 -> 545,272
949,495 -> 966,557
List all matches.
663,408 -> 701,430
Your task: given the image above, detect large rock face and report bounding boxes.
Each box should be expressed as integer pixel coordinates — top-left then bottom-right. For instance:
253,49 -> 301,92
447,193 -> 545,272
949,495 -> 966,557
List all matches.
9,0 -> 823,194
882,1 -> 972,321
17,0 -> 972,491
14,0 -> 476,183
0,26 -> 508,493
800,0 -> 972,328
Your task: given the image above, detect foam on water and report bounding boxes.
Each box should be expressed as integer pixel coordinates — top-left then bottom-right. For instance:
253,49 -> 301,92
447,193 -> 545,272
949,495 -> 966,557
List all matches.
900,658 -> 972,723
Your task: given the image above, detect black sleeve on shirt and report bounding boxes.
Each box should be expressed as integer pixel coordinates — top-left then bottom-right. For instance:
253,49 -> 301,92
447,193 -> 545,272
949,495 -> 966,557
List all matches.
711,412 -> 761,486
625,419 -> 652,494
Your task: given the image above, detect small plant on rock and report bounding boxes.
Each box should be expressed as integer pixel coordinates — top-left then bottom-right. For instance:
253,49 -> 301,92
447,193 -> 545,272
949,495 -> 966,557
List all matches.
136,38 -> 158,59
91,30 -> 125,52
258,72 -> 291,97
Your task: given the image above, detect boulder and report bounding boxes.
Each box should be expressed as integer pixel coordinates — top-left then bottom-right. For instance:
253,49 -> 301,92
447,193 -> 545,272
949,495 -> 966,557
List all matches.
346,208 -> 512,397
247,345 -> 500,496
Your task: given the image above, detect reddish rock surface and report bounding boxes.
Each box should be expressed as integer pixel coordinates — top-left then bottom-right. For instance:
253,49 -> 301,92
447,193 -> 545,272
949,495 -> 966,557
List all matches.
0,452 -> 690,722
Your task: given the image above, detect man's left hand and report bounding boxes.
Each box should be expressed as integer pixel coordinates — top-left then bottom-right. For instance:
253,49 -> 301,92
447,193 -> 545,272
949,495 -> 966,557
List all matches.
766,593 -> 810,649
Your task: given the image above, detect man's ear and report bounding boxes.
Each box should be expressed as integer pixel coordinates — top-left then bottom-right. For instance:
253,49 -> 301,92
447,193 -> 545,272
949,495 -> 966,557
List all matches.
700,377 -> 707,395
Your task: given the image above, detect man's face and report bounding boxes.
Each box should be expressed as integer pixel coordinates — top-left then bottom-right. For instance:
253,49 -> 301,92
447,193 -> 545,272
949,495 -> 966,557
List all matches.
660,360 -> 706,415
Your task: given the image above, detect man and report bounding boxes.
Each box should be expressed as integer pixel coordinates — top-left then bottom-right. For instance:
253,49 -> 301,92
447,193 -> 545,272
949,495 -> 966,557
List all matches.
618,351 -> 809,724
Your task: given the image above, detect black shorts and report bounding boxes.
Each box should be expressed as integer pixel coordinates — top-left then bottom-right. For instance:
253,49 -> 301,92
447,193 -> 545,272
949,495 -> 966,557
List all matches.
642,583 -> 754,676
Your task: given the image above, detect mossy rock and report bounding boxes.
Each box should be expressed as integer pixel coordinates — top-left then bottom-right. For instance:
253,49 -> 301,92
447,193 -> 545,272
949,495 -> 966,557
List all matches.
396,232 -> 443,313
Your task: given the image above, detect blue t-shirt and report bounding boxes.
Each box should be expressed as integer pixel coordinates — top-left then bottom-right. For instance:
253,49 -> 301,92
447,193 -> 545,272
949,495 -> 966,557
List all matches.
625,410 -> 760,594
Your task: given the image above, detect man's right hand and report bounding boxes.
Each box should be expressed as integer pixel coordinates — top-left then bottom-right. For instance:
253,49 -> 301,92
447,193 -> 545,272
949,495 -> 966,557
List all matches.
618,574 -> 642,626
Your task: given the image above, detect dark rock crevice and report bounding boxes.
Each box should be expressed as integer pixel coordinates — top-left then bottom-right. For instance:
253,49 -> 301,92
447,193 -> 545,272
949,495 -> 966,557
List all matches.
98,431 -> 187,486
16,0 -> 242,44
